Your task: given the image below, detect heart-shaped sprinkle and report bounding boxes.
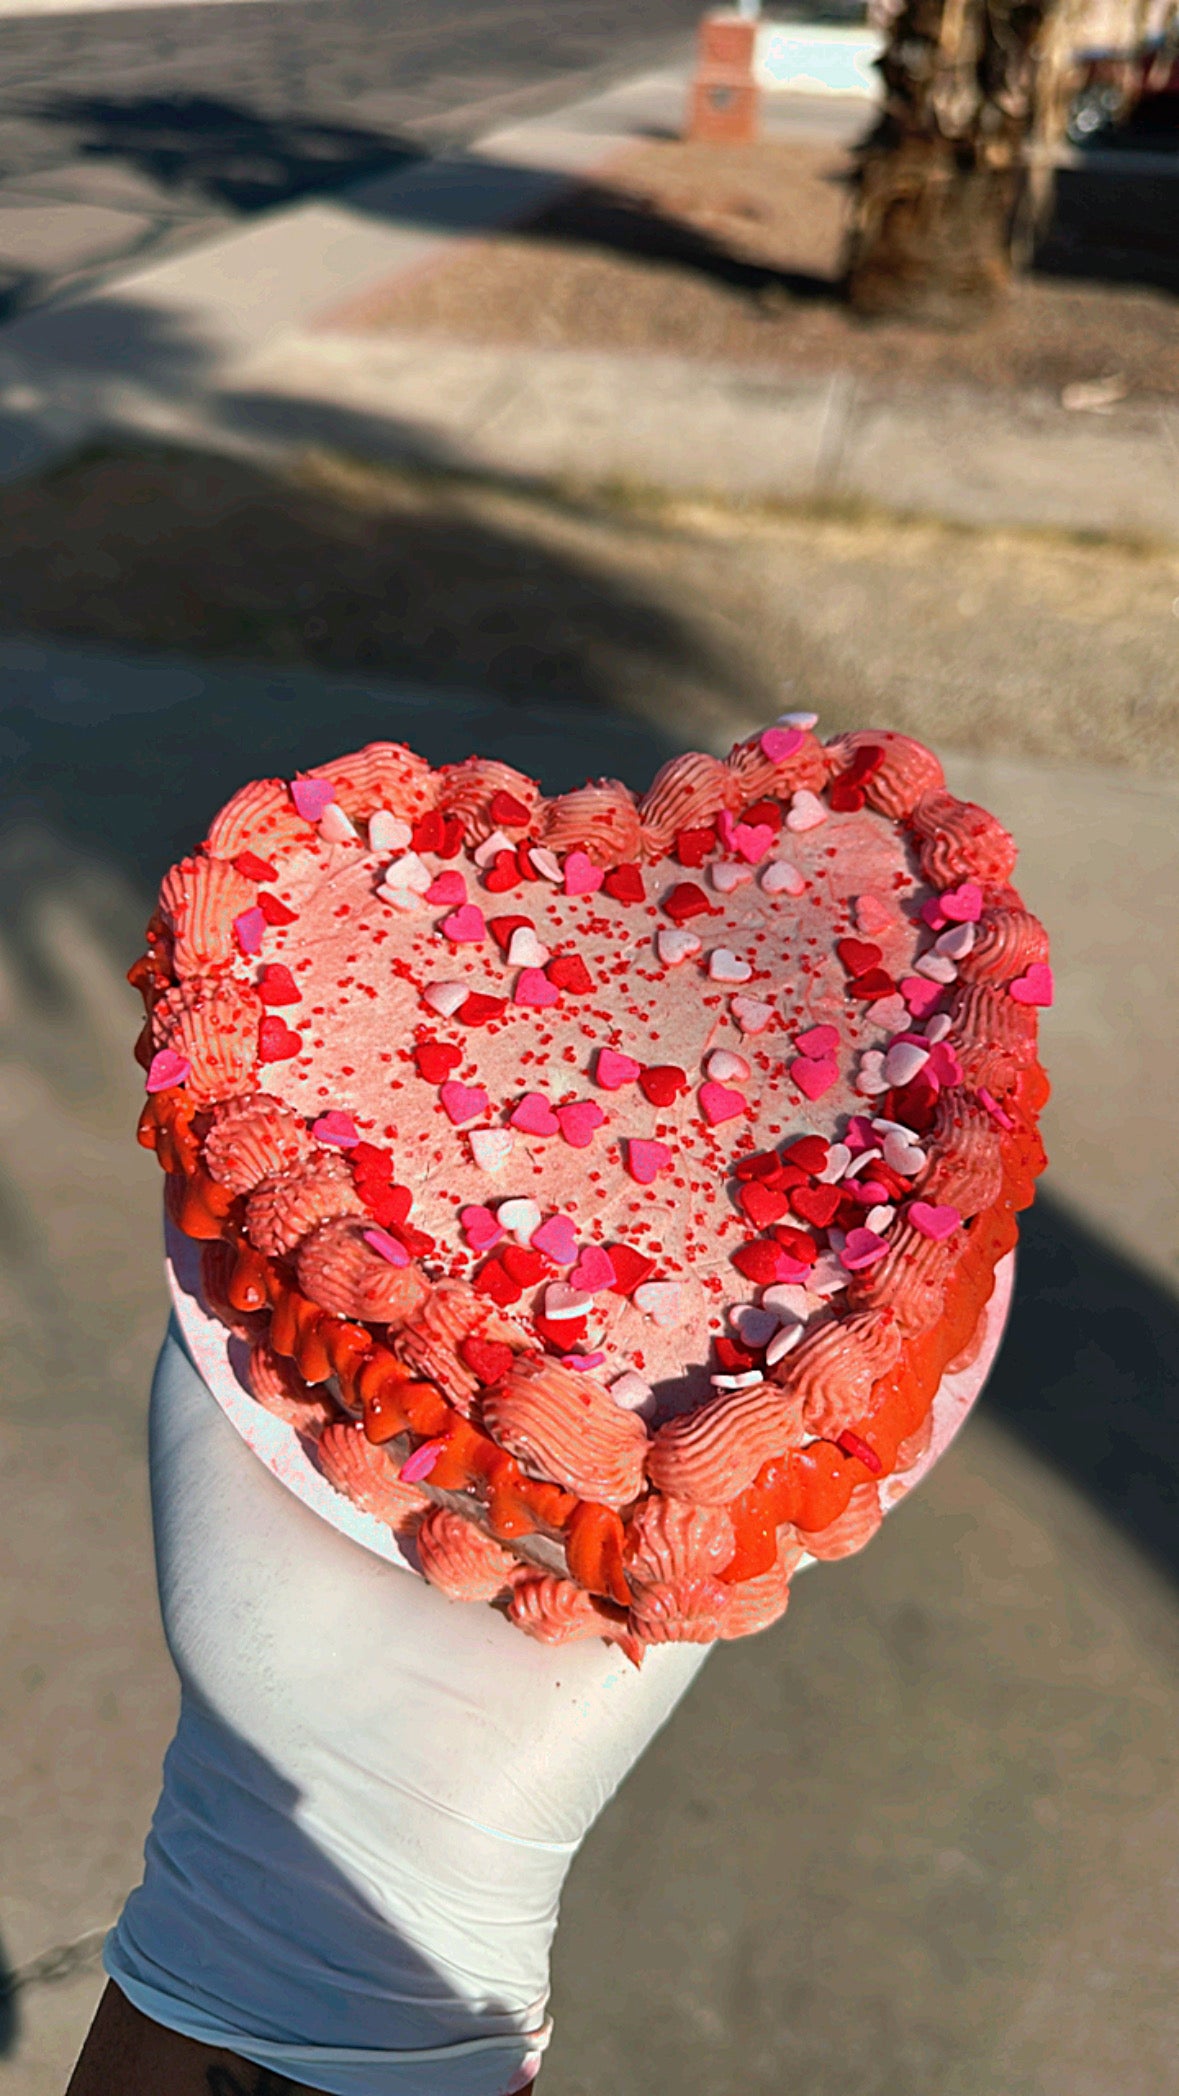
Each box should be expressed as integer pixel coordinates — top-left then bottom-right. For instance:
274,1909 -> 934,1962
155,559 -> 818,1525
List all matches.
544,1282 -> 595,1321
900,976 -> 944,1019
603,864 -> 645,903
766,1322 -> 804,1366
706,1049 -> 750,1084
368,810 -> 412,853
699,1080 -> 746,1126
884,1041 -> 930,1087
817,1142 -> 851,1183
376,884 -> 422,914
786,789 -> 827,832
924,1013 -> 954,1044
440,1081 -> 489,1125
1010,962 -> 1054,1006
258,1016 -> 302,1062
258,964 -> 301,1007
935,921 -> 976,959
739,1183 -> 788,1229
363,1226 -> 410,1267
514,968 -> 561,1008
865,1203 -> 896,1234
731,822 -> 775,865
711,861 -> 753,894
760,859 -> 805,895
460,1205 -> 503,1251
596,1047 -> 642,1090
854,1050 -> 888,1096
854,892 -> 892,935
792,1182 -> 842,1227
882,1131 -> 926,1176
146,1047 -> 190,1092
790,1055 -> 838,1101
940,880 -> 984,923
731,995 -> 774,1035
570,1244 -> 616,1292
633,1281 -> 683,1327
400,1439 -> 445,1483
426,871 -> 467,906
731,1304 -> 778,1347
708,947 -> 752,984
528,847 -> 562,883
795,1024 -> 839,1058
840,1227 -> 890,1272
546,954 -> 595,995
926,1040 -> 963,1086
510,1092 -> 559,1136
563,850 -> 604,897
442,904 -> 485,944
563,1351 -> 606,1373
497,1197 -> 543,1242
422,981 -> 469,1018
290,776 -> 335,822
760,725 -> 804,761
233,906 -> 265,956
762,1282 -> 814,1320
555,1101 -> 606,1148
914,952 -> 957,984
386,851 -> 432,895
837,938 -> 882,978
610,1370 -> 654,1410
473,830 -> 513,869
468,1128 -> 515,1173
908,1201 -> 962,1240
507,925 -> 549,967
318,802 -> 359,844
625,1138 -> 673,1184
979,1086 -> 1015,1130
532,1214 -> 579,1264
312,1111 -> 358,1148
658,927 -> 702,966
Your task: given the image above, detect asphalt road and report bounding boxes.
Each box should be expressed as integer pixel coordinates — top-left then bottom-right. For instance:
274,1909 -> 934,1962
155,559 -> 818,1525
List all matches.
0,0 -> 707,315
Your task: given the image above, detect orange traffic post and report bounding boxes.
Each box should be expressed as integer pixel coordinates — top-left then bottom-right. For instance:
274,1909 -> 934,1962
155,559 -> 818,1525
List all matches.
686,7 -> 761,144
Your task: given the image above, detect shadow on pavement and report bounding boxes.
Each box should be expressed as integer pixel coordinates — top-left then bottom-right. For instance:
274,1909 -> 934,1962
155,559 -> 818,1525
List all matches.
0,1927 -> 17,2056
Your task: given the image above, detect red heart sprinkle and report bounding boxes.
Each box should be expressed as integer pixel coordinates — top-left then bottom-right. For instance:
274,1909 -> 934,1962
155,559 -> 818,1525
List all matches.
732,1240 -> 789,1285
350,1142 -> 394,1184
458,993 -> 506,1026
458,1335 -> 515,1385
603,864 -> 645,903
662,881 -> 716,924
501,1244 -> 548,1285
359,1182 -> 414,1229
674,826 -> 717,867
258,964 -> 301,1005
483,852 -> 522,893
836,938 -> 883,977
639,1064 -> 688,1107
782,1136 -> 830,1173
714,1336 -> 756,1372
534,1315 -> 587,1352
474,1258 -> 523,1306
849,969 -> 896,999
489,791 -> 531,826
836,1429 -> 883,1475
413,1040 -> 462,1081
734,1150 -> 788,1185
741,799 -> 783,833
546,953 -> 595,994
232,850 -> 277,881
606,1243 -> 657,1295
739,1183 -> 789,1229
791,1183 -> 842,1227
488,914 -> 531,954
411,811 -> 445,852
771,1224 -> 819,1266
257,892 -> 297,926
257,1015 -> 302,1062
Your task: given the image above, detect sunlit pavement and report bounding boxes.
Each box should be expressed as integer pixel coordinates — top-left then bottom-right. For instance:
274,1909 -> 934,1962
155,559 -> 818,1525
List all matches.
0,636 -> 1177,2092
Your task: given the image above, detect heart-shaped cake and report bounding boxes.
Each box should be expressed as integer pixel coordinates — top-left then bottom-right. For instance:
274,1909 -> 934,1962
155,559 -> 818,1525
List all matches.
133,721 -> 1049,1658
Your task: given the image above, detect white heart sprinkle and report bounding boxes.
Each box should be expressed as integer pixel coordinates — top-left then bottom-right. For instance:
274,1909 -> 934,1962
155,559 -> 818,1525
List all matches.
469,1129 -> 514,1174
915,952 -> 957,983
935,922 -> 976,959
497,1197 -> 543,1244
528,847 -> 563,883
731,995 -> 774,1036
384,850 -> 432,895
882,1131 -> 926,1176
376,884 -> 423,913
657,928 -> 702,966
870,1118 -> 912,1138
507,926 -> 549,968
761,1283 -> 813,1320
760,859 -> 806,896
318,803 -> 359,844
544,1283 -> 595,1321
777,709 -> 819,729
730,1304 -> 778,1347
422,980 -> 468,1018
472,830 -> 514,868
706,1049 -> 750,1084
766,1322 -> 804,1366
924,1014 -> 954,1044
711,1369 -> 765,1391
610,1370 -> 654,1412
633,1281 -> 682,1328
711,861 -> 753,894
855,1050 -> 889,1096
865,1204 -> 896,1234
368,810 -> 412,853
708,947 -> 752,984
885,1041 -> 931,1087
808,1255 -> 850,1297
785,789 -> 827,832
817,1142 -> 851,1184
843,1146 -> 881,1180
868,994 -> 908,1032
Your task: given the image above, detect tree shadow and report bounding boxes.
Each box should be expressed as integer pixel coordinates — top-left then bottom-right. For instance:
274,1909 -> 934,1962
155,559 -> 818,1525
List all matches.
1033,164 -> 1179,298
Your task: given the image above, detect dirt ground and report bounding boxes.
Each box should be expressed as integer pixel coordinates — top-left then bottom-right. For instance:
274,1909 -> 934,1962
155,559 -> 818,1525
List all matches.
325,137 -> 1179,403
2,443 -> 1176,774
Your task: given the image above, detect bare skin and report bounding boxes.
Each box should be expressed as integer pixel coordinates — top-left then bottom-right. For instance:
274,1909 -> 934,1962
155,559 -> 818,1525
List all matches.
66,1982 -> 536,2095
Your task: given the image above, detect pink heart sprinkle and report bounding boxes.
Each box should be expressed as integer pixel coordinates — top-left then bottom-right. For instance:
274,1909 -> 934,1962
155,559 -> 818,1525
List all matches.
510,1092 -> 559,1137
979,1086 -> 1015,1130
441,904 -> 485,944
926,1040 -> 964,1086
364,1226 -> 409,1267
400,1438 -> 444,1483
514,967 -> 560,1008
556,1100 -> 606,1148
790,1054 -> 839,1102
760,725 -> 804,763
940,881 -> 984,923
775,1254 -> 816,1285
570,1244 -> 616,1293
439,1081 -> 489,1125
146,1048 -> 190,1092
795,1024 -> 839,1058
921,897 -> 948,931
626,1137 -> 672,1185
596,1047 -> 642,1090
312,1111 -> 358,1148
855,893 -> 892,935
699,1080 -> 746,1126
732,822 -> 775,865
845,1115 -> 878,1153
291,777 -> 336,823
908,1201 -> 962,1241
1010,961 -> 1053,1007
900,976 -> 943,1020
532,1214 -> 579,1265
562,1351 -> 606,1373
460,1205 -> 503,1252
563,850 -> 604,897
840,1227 -> 890,1272
426,871 -> 466,905
233,906 -> 265,955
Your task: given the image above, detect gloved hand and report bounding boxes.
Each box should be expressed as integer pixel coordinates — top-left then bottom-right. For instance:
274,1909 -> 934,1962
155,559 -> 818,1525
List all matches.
104,1321 -> 712,2096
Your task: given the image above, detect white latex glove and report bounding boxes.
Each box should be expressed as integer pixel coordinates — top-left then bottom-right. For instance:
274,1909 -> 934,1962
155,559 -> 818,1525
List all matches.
104,1322 -> 712,2096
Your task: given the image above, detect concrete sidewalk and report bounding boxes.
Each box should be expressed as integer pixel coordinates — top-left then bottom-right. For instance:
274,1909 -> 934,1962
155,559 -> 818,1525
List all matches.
2,636 -> 1178,2092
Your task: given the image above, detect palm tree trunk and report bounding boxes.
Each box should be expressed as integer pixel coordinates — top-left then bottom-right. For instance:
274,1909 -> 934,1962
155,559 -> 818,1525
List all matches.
846,0 -> 1056,322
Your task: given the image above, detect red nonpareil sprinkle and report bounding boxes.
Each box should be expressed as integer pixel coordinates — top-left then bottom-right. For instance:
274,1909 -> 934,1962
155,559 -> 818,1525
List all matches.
257,1015 -> 302,1062
790,1182 -> 842,1228
603,863 -> 645,903
836,938 -> 883,977
606,1242 -> 657,1295
673,826 -> 717,868
474,1257 -> 524,1306
661,881 -> 716,924
232,850 -> 278,881
489,790 -> 531,826
484,851 -> 523,893
458,1335 -> 515,1385
638,1064 -> 688,1107
836,1429 -> 883,1475
546,953 -> 595,994
487,914 -> 532,954
257,892 -> 297,927
782,1135 -> 829,1174
258,963 -> 301,1005
458,993 -> 507,1026
413,1039 -> 462,1082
